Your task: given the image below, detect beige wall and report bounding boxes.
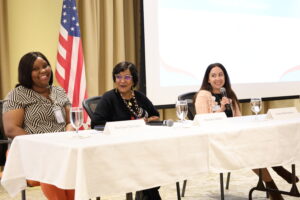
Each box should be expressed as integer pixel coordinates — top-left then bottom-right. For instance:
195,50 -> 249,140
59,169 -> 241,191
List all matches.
6,0 -> 61,90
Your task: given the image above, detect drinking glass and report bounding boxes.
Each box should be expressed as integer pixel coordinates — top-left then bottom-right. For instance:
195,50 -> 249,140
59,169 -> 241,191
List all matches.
70,107 -> 83,134
250,97 -> 262,117
176,100 -> 188,122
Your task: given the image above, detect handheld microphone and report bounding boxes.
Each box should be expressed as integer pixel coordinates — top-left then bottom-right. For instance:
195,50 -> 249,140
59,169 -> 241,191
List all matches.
220,87 -> 231,111
146,120 -> 174,127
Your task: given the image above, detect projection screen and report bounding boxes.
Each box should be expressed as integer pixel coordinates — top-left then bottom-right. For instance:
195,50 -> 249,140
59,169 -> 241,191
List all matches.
143,0 -> 300,106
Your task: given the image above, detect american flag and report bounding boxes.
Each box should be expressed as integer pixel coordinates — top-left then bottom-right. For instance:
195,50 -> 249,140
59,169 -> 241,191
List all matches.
55,0 -> 88,124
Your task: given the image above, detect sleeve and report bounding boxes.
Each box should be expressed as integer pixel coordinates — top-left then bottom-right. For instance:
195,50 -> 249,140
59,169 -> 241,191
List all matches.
91,94 -> 112,127
55,86 -> 71,107
138,92 -> 159,117
2,89 -> 26,113
194,90 -> 212,114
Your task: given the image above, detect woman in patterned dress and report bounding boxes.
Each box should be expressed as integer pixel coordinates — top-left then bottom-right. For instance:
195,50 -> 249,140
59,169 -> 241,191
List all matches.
3,52 -> 75,200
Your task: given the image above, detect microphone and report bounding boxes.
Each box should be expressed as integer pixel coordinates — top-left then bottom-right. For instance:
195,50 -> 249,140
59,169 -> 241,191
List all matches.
220,87 -> 231,111
146,120 -> 174,127
94,125 -> 105,131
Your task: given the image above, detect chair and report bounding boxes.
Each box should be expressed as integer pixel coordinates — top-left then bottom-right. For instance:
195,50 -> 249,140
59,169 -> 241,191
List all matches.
178,92 -> 197,120
82,96 -> 133,200
82,96 -> 102,122
0,101 -> 8,166
0,100 -> 9,177
178,92 -> 231,200
0,100 -> 26,200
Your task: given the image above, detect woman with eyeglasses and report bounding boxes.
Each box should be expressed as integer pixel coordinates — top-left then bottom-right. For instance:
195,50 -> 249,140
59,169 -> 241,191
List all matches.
92,61 -> 161,200
92,61 -> 159,126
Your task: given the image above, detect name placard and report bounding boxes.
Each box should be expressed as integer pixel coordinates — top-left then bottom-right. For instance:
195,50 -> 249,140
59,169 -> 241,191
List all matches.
103,119 -> 145,134
266,107 -> 299,120
193,112 -> 227,126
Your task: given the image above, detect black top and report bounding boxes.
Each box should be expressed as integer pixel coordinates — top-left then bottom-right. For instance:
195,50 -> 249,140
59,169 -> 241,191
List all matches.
91,89 -> 159,128
212,93 -> 233,118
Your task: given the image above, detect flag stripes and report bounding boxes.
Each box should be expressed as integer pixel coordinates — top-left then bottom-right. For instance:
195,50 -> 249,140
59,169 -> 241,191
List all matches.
55,0 -> 88,125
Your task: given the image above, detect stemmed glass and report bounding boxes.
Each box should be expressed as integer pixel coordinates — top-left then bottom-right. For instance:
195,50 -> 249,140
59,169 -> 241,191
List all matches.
250,97 -> 262,119
176,100 -> 188,122
70,107 -> 83,134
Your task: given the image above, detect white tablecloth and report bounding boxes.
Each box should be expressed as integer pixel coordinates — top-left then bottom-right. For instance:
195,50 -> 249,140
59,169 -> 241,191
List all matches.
2,115 -> 300,200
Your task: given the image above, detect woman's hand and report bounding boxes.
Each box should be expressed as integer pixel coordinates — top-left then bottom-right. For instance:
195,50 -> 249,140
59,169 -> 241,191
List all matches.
65,105 -> 75,131
65,123 -> 75,131
220,97 -> 232,111
144,116 -> 160,122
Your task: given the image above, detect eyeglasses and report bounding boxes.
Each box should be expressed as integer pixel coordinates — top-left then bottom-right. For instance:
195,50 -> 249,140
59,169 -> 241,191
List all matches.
115,75 -> 132,81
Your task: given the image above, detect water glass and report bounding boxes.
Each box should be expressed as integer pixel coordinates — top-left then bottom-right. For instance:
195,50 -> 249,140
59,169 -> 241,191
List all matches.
176,100 -> 188,122
250,97 -> 262,117
70,107 -> 83,133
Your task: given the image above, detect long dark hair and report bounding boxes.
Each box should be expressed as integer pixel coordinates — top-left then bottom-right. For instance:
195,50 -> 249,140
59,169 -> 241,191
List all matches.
197,63 -> 240,109
17,52 -> 53,88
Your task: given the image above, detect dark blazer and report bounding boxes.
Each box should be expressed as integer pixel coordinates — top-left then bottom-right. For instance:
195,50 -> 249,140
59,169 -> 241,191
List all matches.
91,89 -> 159,128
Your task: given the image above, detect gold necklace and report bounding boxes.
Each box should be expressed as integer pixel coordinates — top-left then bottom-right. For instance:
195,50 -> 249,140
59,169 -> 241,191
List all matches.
118,90 -> 143,118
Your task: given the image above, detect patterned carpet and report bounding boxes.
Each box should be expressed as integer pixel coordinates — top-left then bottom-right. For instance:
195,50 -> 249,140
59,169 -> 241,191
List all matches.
1,165 -> 300,200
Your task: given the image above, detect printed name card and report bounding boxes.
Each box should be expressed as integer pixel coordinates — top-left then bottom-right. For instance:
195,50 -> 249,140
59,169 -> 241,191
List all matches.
103,119 -> 146,134
193,112 -> 227,126
266,107 -> 299,120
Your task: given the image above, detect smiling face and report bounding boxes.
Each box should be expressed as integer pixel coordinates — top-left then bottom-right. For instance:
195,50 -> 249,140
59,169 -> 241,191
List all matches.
208,66 -> 225,93
114,69 -> 134,97
31,57 -> 52,92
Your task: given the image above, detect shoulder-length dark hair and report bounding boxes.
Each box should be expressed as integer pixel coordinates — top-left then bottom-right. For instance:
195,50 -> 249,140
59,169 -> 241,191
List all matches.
17,52 -> 53,88
112,61 -> 138,87
198,63 -> 240,109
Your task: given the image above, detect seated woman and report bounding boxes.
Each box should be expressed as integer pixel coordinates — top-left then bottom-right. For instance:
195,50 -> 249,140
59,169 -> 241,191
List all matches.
92,61 -> 161,200
3,52 -> 75,200
194,63 -> 296,200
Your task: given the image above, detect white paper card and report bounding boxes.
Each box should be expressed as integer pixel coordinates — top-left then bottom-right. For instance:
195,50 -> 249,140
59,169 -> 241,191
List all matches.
103,119 -> 145,134
193,112 -> 227,126
53,107 -> 65,124
266,107 -> 299,120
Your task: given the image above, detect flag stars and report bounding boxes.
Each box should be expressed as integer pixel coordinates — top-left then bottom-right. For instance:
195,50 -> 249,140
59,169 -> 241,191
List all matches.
61,0 -> 80,37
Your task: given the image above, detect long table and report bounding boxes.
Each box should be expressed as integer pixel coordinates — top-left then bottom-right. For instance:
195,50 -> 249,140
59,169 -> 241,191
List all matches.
2,115 -> 300,200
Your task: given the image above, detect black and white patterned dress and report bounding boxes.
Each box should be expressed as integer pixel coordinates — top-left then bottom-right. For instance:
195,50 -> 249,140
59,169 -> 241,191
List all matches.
3,85 -> 71,134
